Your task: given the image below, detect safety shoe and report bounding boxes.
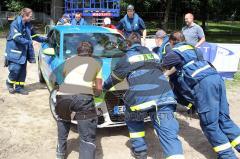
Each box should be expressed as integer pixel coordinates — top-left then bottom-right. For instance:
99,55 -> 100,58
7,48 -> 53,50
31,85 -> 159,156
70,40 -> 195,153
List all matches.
131,150 -> 148,159
56,152 -> 65,159
56,154 -> 65,159
15,89 -> 29,95
8,87 -> 15,94
6,81 -> 15,94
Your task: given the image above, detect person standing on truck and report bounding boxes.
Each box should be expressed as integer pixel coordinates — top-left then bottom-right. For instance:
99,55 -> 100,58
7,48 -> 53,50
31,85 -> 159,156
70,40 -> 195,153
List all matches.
102,17 -> 116,29
57,14 -> 71,25
55,41 -> 102,159
116,5 -> 147,42
71,12 -> 87,26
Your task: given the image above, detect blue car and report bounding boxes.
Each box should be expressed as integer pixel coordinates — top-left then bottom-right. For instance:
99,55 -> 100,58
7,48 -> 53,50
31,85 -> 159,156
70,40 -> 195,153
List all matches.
38,25 -> 134,127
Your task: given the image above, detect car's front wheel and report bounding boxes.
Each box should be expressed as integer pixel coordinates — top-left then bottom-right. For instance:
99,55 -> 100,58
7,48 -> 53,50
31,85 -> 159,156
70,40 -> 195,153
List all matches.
49,89 -> 58,121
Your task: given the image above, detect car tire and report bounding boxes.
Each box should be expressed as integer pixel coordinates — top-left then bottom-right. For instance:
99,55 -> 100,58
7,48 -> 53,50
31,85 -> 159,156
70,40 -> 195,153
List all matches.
49,89 -> 58,121
38,61 -> 45,84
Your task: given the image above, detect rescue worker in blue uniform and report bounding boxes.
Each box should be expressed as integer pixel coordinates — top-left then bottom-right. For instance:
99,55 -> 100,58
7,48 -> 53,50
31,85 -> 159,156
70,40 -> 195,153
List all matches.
5,8 -> 47,95
152,29 -> 171,60
152,30 -> 194,111
103,33 -> 184,159
152,29 -> 194,113
162,31 -> 240,159
56,14 -> 71,25
116,5 -> 147,41
71,12 -> 87,25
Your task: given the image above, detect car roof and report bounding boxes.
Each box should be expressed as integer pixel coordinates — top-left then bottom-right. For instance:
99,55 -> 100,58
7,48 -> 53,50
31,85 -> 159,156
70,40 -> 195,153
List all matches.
53,25 -> 120,35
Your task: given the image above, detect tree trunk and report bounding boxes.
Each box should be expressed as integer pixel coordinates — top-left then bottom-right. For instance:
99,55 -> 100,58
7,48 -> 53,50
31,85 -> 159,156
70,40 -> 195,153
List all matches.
200,0 -> 208,31
162,0 -> 172,31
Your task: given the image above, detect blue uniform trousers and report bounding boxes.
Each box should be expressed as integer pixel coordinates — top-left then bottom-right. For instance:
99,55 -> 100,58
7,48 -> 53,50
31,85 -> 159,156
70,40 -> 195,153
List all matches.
126,104 -> 184,158
194,74 -> 240,159
7,61 -> 27,91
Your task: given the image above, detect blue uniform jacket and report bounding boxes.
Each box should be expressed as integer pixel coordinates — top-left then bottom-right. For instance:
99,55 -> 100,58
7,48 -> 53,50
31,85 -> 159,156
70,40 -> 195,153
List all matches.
116,13 -> 146,37
5,16 -> 47,64
71,18 -> 87,25
104,43 -> 176,112
152,36 -> 171,61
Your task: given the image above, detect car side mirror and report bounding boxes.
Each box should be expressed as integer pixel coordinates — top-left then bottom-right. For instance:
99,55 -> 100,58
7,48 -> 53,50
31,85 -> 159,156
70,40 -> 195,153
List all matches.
43,48 -> 55,56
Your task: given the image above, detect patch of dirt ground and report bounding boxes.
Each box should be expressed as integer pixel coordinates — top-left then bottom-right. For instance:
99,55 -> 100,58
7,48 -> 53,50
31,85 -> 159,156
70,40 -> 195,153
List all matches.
0,39 -> 240,159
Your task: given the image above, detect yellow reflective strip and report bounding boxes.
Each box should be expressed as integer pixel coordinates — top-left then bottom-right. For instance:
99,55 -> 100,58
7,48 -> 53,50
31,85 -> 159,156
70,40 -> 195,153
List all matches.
111,72 -> 123,81
8,78 -> 16,84
187,103 -> 193,109
31,34 -> 40,38
173,45 -> 194,52
128,53 -> 158,64
15,82 -> 25,85
213,142 -> 232,152
130,100 -> 157,111
231,135 -> 240,147
166,154 -> 185,159
13,33 -> 22,39
129,131 -> 145,138
130,105 -> 141,111
128,54 -> 144,63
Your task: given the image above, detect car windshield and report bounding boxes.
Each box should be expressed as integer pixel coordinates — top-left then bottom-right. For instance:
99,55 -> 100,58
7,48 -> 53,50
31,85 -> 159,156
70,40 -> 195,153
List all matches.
63,33 -> 127,58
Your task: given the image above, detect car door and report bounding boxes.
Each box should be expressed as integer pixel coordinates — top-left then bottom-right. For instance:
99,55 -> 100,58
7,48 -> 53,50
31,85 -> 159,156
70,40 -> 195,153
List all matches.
40,29 -> 63,91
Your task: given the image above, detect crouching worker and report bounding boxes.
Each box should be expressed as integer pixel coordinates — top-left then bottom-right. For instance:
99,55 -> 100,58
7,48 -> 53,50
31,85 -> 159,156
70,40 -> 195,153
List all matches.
5,8 -> 47,95
162,31 -> 240,159
103,32 -> 184,159
55,41 -> 102,159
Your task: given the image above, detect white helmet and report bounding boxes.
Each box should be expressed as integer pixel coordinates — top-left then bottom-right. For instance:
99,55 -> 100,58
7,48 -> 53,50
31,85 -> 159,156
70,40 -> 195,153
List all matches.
103,17 -> 111,25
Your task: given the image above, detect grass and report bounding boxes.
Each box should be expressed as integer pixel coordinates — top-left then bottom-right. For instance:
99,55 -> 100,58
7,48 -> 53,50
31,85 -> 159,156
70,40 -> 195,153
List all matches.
146,20 -> 240,43
206,21 -> 240,33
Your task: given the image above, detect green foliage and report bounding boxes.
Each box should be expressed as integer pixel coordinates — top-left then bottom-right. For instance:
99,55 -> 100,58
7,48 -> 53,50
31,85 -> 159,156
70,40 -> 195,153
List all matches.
234,72 -> 240,81
4,0 -> 26,12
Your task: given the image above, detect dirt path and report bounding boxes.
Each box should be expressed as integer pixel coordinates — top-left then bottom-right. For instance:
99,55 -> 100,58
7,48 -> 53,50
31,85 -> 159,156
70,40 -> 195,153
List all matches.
0,39 -> 240,159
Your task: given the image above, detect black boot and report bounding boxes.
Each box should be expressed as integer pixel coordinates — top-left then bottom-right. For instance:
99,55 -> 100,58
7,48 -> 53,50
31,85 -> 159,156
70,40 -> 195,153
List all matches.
15,88 -> 29,95
6,80 -> 15,94
56,144 -> 66,159
131,150 -> 148,159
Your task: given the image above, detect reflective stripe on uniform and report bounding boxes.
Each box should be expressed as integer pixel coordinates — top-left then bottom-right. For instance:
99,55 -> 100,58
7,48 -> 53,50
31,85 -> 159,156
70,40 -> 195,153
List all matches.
191,65 -> 211,77
173,45 -> 194,52
183,60 -> 195,68
112,72 -> 123,81
213,142 -> 232,152
15,82 -> 25,85
130,100 -> 157,111
10,49 -> 22,54
231,135 -> 240,147
186,103 -> 193,110
8,78 -> 16,84
128,53 -> 160,64
129,131 -> 145,138
31,34 -> 40,38
13,33 -> 22,39
162,42 -> 170,55
166,154 -> 185,159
